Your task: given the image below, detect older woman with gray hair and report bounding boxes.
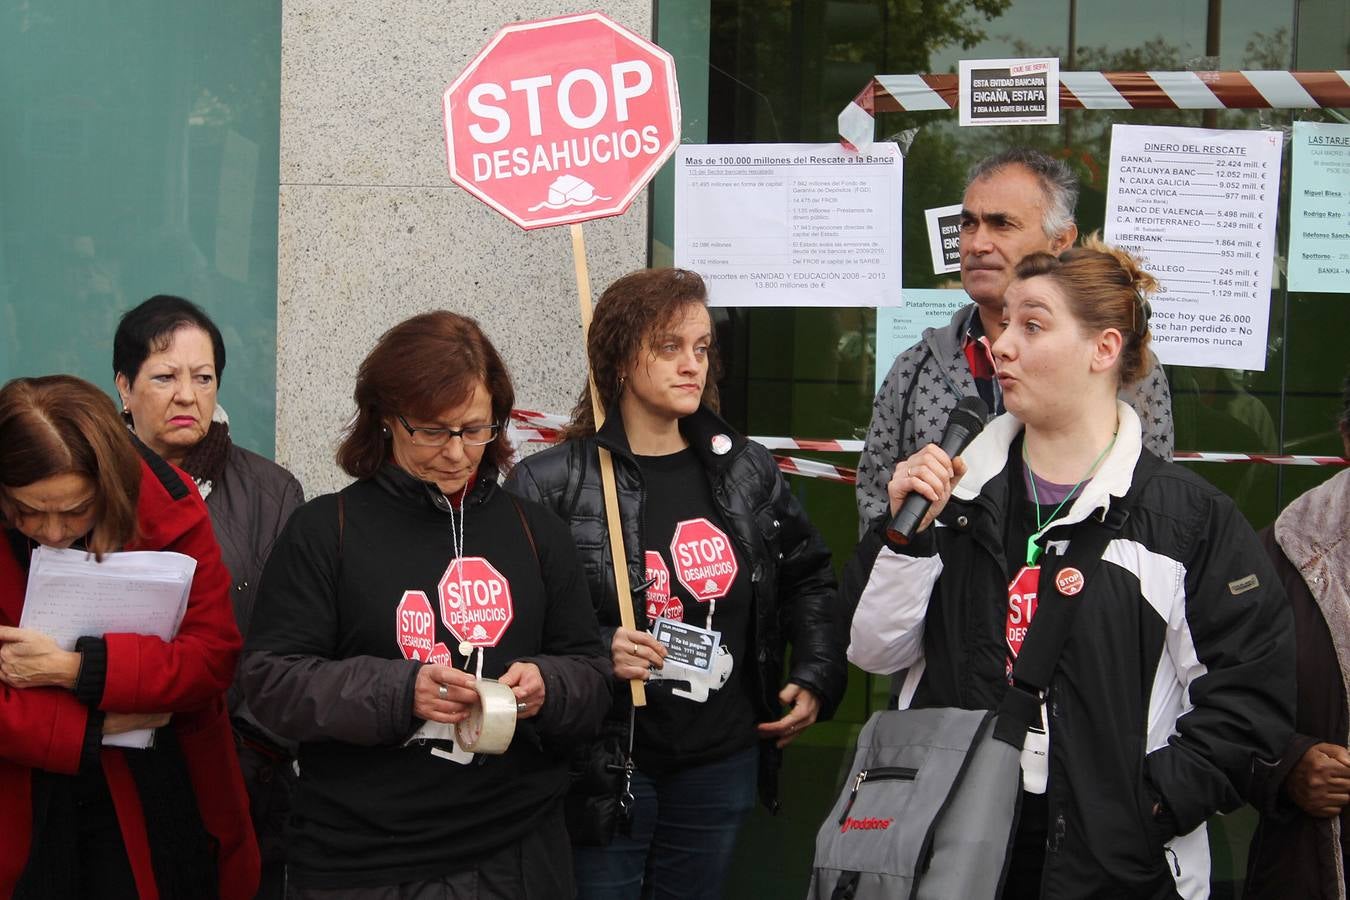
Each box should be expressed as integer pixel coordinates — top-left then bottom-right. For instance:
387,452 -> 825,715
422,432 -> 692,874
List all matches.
113,294 -> 303,898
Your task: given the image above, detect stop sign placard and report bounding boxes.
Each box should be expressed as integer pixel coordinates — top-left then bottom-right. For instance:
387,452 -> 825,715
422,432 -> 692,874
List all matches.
396,590 -> 436,661
443,11 -> 680,230
670,518 -> 739,603
428,642 -> 453,666
439,556 -> 514,647
643,550 -> 684,623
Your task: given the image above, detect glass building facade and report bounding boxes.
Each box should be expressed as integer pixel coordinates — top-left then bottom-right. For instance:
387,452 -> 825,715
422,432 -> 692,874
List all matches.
0,1 -> 282,455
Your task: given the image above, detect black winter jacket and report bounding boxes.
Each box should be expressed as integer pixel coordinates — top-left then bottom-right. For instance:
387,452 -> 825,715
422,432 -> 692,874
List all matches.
845,404 -> 1294,899
240,465 -> 611,887
505,404 -> 847,808
207,441 -> 305,656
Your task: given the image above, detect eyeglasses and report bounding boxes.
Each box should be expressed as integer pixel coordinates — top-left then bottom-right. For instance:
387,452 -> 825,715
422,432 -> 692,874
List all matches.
396,415 -> 500,448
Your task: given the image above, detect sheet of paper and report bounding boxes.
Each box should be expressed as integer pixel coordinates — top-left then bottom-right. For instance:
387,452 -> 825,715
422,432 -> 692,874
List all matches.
875,289 -> 971,392
924,204 -> 963,275
1287,121 -> 1350,292
674,143 -> 903,307
20,546 -> 196,748
959,58 -> 1059,127
1104,124 -> 1282,371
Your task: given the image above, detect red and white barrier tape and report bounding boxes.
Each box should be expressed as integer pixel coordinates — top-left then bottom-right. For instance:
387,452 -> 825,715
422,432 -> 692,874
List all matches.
512,409 -> 570,429
1173,452 -> 1348,467
839,69 -> 1350,150
510,411 -> 1348,484
773,456 -> 858,484
751,436 -> 864,453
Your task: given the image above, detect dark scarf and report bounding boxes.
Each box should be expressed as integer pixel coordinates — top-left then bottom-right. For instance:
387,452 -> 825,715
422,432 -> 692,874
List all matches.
178,419 -> 232,490
16,728 -> 220,898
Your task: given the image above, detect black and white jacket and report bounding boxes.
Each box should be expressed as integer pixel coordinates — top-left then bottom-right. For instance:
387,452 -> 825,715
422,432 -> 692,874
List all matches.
844,402 -> 1293,899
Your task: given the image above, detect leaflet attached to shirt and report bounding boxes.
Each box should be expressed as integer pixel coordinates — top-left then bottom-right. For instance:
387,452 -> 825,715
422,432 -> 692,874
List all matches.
20,546 -> 197,748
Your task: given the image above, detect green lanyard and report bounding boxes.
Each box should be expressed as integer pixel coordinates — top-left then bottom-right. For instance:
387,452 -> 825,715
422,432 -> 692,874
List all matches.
1023,434 -> 1116,566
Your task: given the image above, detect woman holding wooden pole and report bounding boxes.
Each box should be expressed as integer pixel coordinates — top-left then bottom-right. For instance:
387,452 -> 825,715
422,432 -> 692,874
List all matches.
506,267 -> 847,900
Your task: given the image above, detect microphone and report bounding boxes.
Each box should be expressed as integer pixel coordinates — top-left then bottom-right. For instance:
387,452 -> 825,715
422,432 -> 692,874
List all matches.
885,397 -> 990,545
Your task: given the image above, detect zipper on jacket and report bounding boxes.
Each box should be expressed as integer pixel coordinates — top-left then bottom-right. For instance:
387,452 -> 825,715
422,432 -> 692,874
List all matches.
1165,846 -> 1180,876
1049,812 -> 1066,852
837,766 -> 917,824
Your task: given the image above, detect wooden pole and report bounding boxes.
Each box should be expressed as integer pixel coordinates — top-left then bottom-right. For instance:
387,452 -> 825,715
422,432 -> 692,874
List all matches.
570,223 -> 647,706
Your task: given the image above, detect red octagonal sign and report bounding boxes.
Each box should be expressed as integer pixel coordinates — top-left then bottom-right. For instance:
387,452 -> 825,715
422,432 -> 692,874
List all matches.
670,518 -> 738,603
396,590 -> 436,661
439,556 -> 515,648
443,11 -> 681,230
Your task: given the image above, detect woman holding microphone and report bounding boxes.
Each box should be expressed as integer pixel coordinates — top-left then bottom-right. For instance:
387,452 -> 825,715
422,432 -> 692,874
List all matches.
844,238 -> 1293,899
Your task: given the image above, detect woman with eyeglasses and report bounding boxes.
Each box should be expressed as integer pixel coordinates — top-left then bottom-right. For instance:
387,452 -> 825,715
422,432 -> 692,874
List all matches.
239,311 -> 611,898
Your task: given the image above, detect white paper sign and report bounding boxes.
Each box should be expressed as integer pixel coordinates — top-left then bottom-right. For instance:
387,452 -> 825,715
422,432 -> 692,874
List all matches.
924,204 -> 963,274
1288,121 -> 1350,292
875,290 -> 971,392
1104,124 -> 1282,371
959,58 -> 1059,127
674,143 -> 903,307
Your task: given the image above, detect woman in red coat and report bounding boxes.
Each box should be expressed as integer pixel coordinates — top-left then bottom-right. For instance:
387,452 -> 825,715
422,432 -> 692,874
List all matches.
0,375 -> 258,899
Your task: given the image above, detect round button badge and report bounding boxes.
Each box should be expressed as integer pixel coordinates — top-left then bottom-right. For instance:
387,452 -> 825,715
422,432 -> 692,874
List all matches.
1055,567 -> 1085,596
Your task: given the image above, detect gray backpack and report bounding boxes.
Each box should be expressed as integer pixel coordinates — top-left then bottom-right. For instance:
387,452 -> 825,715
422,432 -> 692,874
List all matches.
807,708 -> 1022,900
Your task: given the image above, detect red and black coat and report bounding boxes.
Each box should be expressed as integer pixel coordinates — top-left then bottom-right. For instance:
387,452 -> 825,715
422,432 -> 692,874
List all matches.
0,450 -> 259,899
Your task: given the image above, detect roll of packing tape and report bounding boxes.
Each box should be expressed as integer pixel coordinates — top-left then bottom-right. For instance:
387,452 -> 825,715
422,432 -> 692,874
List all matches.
455,679 -> 518,754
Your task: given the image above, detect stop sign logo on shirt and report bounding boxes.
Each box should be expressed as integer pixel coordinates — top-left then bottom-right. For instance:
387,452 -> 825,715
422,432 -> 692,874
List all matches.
643,550 -> 683,623
442,11 -> 680,230
670,518 -> 738,603
438,556 -> 514,648
1005,565 -> 1040,669
395,590 -> 436,661
428,642 -> 453,666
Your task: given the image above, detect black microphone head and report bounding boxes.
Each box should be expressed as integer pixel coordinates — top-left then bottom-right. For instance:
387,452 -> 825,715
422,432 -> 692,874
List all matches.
950,396 -> 990,434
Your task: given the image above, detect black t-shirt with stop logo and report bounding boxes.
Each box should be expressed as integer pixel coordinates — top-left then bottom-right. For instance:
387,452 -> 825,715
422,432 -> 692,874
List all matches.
635,447 -> 757,774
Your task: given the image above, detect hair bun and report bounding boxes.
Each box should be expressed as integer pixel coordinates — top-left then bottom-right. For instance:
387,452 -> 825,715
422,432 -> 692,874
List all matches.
1080,231 -> 1159,298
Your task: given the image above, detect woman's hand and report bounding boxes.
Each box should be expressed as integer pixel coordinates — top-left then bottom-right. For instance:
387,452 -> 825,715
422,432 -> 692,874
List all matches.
499,661 -> 545,720
1286,742 -> 1350,817
412,665 -> 479,725
611,626 -> 667,681
0,626 -> 82,690
756,683 -> 821,749
104,711 -> 172,735
886,445 -> 969,534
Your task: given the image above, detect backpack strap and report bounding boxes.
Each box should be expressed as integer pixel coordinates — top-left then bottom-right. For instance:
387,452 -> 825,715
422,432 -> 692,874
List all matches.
336,493 -> 344,570
993,451 -> 1162,747
506,491 -> 540,572
830,871 -> 861,900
